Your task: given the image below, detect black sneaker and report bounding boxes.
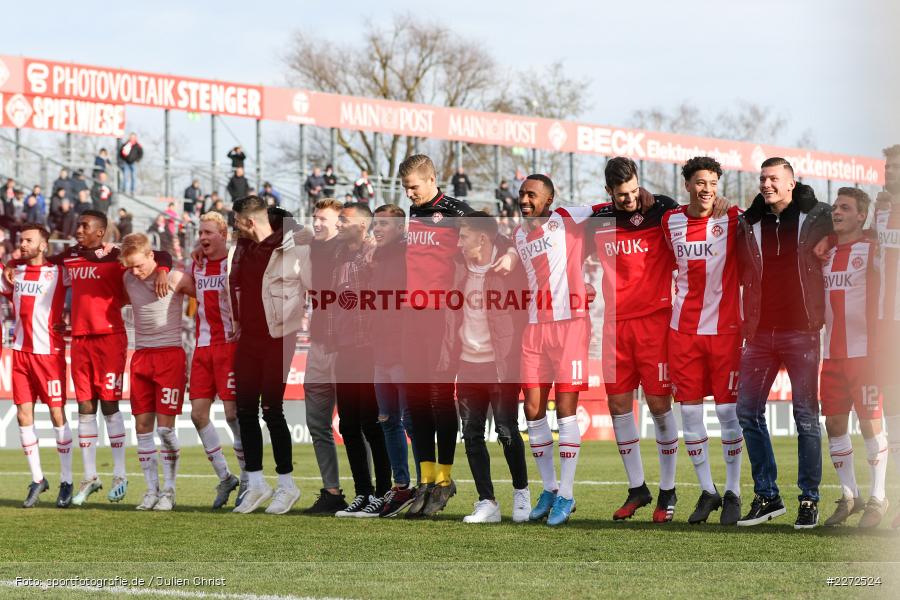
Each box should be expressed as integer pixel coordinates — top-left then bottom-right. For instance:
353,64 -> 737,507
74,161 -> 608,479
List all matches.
720,491 -> 742,526
335,494 -> 368,517
794,499 -> 819,529
423,480 -> 457,517
736,494 -> 786,526
56,482 -> 74,508
652,487 -> 677,523
303,489 -> 349,515
405,483 -> 434,519
612,483 -> 653,520
380,485 -> 415,518
688,489 -> 722,524
357,495 -> 386,518
23,478 -> 49,508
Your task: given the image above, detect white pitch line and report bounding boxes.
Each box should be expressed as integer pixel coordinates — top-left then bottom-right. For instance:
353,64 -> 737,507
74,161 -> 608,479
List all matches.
0,580 -> 346,600
0,471 -> 871,490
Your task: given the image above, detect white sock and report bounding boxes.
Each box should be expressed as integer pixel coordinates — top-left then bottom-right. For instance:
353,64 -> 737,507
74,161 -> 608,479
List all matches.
864,432 -> 888,501
527,417 -> 557,493
248,470 -> 266,489
681,404 -> 714,493
828,433 -> 858,499
19,425 -> 43,483
716,403 -> 743,496
652,409 -> 678,491
886,414 -> 900,478
277,472 -> 297,491
198,423 -> 230,480
54,424 -> 73,484
157,426 -> 180,490
78,413 -> 98,480
227,418 -> 246,478
103,411 -> 127,479
556,415 -> 581,500
136,432 -> 159,493
612,412 -> 644,488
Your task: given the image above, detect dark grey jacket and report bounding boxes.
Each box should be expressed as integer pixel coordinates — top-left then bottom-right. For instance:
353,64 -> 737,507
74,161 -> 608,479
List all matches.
737,183 -> 833,341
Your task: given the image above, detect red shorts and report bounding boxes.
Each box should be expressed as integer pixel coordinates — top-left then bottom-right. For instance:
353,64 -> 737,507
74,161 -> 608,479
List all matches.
668,330 -> 741,404
821,358 -> 882,419
190,343 -> 236,401
602,309 -> 671,397
521,318 -> 590,393
12,351 -> 67,407
875,320 -> 900,387
71,333 -> 127,402
130,347 -> 187,416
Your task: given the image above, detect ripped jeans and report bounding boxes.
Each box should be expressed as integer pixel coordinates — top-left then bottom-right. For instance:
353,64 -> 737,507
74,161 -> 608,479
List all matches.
737,329 -> 822,502
374,362 -> 417,487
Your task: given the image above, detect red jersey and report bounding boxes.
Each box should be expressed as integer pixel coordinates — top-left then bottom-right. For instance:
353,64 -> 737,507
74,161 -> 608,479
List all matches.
823,238 -> 877,359
662,205 -> 742,335
514,206 -> 596,324
193,256 -> 236,347
874,203 -> 900,322
406,191 -> 473,308
591,191 -> 679,321
1,263 -> 66,354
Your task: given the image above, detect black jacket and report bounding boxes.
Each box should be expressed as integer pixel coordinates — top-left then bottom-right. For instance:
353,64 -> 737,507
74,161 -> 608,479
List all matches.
227,149 -> 246,168
50,208 -> 77,238
737,183 -> 833,340
227,175 -> 250,201
369,238 -> 406,365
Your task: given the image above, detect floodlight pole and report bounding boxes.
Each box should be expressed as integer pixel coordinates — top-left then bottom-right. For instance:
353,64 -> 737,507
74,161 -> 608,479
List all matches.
373,132 -> 381,205
569,153 -> 575,203
164,110 -> 171,197
255,119 -> 262,192
14,128 -> 21,180
211,114 -> 218,195
329,127 -> 336,169
531,148 -> 537,173
493,145 -> 500,188
299,124 -> 306,216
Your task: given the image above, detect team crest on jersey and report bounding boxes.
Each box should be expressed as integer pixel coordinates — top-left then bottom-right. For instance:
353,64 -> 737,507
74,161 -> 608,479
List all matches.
629,213 -> 644,226
432,212 -> 444,224
547,220 -> 559,232
43,270 -> 54,281
852,256 -> 864,270
711,224 -> 724,238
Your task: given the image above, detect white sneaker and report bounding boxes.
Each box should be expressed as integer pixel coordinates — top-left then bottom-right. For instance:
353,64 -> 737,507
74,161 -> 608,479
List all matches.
153,488 -> 175,511
136,491 -> 159,511
265,485 -> 301,514
463,499 -> 501,523
233,484 -> 273,514
512,488 -> 531,523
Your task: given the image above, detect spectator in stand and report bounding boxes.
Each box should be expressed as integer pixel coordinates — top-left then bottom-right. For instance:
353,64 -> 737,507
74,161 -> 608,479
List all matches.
184,179 -> 203,213
178,210 -> 197,251
512,168 -> 526,192
343,193 -> 354,204
73,189 -> 93,217
147,213 -> 176,255
228,146 -> 246,169
260,181 -> 281,207
495,179 -> 516,217
165,202 -> 179,236
117,208 -> 133,237
91,172 -> 114,216
49,198 -> 78,239
49,186 -> 68,216
451,166 -> 472,198
70,169 -> 89,201
0,228 -> 14,257
52,168 -> 71,199
352,170 -> 375,203
24,185 -> 46,223
11,188 -> 26,223
305,168 -> 326,211
119,132 -> 144,194
227,167 -> 250,202
93,148 -> 111,178
323,164 -> 337,197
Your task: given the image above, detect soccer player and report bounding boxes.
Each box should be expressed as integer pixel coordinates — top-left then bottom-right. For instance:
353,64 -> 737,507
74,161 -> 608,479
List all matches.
3,210 -> 172,506
3,224 -> 71,508
661,157 -> 744,525
399,154 -> 474,518
516,174 -> 594,526
183,211 -> 242,509
591,157 -> 682,523
819,189 -> 888,528
121,233 -> 192,511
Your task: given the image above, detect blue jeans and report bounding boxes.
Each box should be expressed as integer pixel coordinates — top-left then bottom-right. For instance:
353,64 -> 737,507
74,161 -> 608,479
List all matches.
736,329 -> 822,502
374,362 -> 418,486
121,163 -> 136,194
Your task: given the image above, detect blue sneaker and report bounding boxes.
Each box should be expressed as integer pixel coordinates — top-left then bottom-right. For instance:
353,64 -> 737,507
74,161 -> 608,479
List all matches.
547,495 -> 575,527
529,489 -> 557,521
107,476 -> 128,502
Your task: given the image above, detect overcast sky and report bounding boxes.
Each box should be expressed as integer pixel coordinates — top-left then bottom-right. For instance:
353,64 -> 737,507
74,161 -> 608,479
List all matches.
3,0 -> 897,167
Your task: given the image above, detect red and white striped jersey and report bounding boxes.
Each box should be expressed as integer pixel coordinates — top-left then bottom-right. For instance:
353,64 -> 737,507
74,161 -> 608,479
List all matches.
193,257 -> 235,347
823,238 -> 876,359
0,263 -> 67,354
874,203 -> 900,322
662,205 -> 742,335
514,205 -> 596,324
